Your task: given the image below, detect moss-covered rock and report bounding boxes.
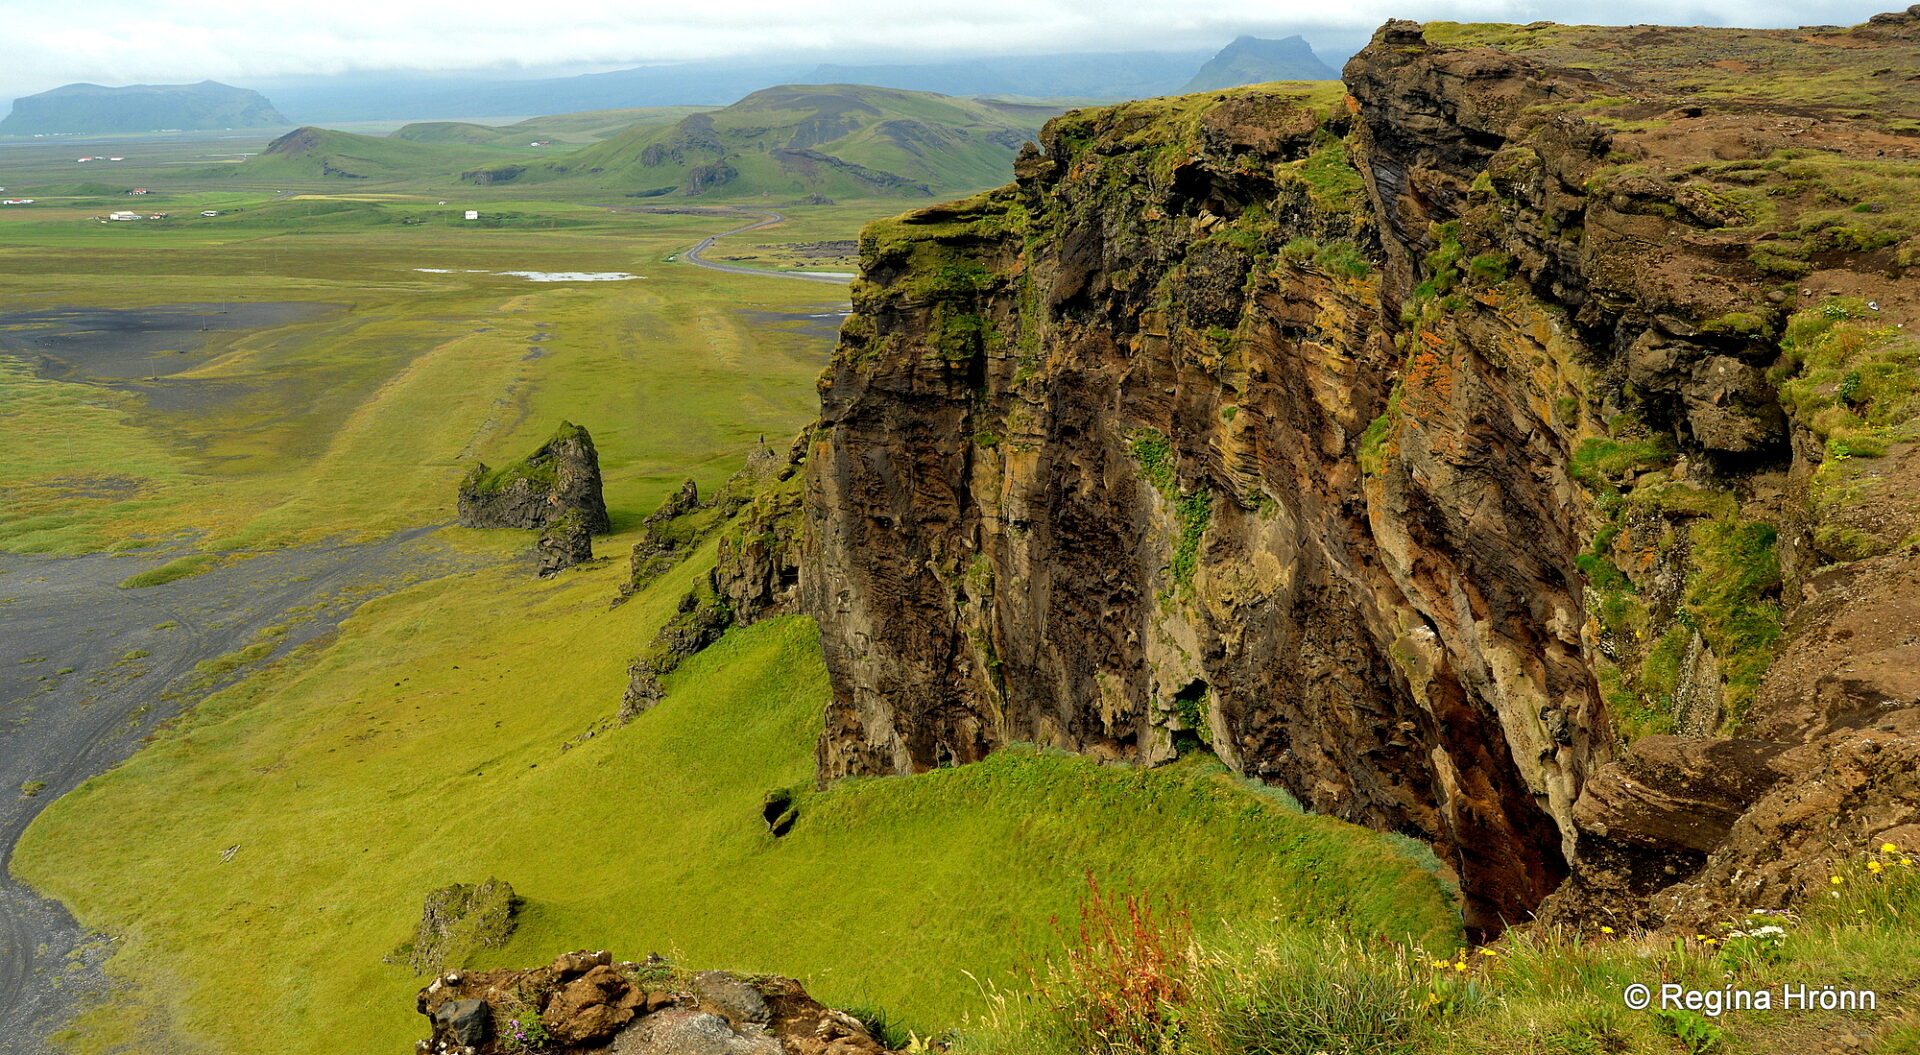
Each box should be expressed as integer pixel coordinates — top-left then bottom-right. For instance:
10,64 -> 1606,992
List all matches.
457,421 -> 611,534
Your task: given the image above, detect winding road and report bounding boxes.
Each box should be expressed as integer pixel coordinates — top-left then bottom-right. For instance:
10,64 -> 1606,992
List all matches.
617,206 -> 856,285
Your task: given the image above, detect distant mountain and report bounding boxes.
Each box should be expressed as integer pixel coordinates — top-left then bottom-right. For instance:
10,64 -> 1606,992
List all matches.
1181,36 -> 1337,92
802,49 -> 1212,100
470,85 -> 1058,199
251,40 -> 1337,124
256,62 -> 818,124
0,81 -> 286,136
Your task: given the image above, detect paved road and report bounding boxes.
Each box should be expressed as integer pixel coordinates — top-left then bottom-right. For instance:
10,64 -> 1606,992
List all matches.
618,206 -> 855,285
0,531 -> 468,1054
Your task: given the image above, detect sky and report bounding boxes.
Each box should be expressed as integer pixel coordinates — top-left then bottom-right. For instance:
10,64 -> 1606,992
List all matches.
0,0 -> 1900,102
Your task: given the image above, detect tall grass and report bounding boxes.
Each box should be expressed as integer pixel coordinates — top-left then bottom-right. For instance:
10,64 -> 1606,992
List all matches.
967,843 -> 1920,1055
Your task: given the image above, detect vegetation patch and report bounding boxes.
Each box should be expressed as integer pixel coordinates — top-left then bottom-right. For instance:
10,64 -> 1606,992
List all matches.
1130,429 -> 1214,590
1683,516 -> 1782,724
17,551 -> 1453,1052
117,554 -> 214,590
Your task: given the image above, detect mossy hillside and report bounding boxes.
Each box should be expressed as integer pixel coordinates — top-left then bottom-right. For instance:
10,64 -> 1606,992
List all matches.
16,533 -> 1457,1055
1420,19 -> 1920,123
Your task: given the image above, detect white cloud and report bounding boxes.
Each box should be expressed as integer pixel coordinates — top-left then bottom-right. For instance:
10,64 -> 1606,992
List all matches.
0,0 -> 1898,102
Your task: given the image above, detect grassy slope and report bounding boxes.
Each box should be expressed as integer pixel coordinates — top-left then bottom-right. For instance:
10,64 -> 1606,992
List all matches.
226,127 -> 538,182
15,537 -> 1456,1053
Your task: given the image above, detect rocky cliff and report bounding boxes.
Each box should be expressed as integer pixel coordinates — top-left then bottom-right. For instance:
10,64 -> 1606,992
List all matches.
802,10 -> 1920,933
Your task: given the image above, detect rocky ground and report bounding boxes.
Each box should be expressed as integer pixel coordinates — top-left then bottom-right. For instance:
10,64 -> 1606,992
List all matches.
416,950 -> 895,1055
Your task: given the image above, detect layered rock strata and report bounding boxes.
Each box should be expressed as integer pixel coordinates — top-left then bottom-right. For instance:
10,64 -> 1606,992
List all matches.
801,12 -> 1920,930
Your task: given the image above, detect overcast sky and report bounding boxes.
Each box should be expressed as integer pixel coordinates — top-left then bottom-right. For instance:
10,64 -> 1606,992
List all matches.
0,0 -> 1900,102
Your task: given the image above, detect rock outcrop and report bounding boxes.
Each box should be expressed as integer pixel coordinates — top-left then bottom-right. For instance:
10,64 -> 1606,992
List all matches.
415,951 -> 894,1055
459,421 -> 611,574
617,438 -> 808,718
802,13 -> 1920,931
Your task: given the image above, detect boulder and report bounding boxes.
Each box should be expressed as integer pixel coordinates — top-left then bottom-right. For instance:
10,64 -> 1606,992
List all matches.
431,998 -> 491,1049
543,964 -> 646,1045
692,971 -> 770,1026
537,514 -> 594,577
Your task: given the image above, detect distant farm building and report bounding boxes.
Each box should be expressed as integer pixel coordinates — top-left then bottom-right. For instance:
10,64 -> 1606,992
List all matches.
108,211 -> 141,221
2,198 -> 34,205
464,210 -> 479,220
129,188 -> 151,195
200,210 -> 221,217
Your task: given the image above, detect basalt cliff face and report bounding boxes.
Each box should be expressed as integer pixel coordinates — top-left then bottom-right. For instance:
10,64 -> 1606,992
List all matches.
802,12 -> 1920,932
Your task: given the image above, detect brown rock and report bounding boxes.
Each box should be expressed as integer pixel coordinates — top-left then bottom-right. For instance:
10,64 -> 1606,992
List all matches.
541,963 -> 645,1046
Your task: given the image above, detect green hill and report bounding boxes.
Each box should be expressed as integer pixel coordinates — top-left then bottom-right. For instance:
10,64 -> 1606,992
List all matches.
0,80 -> 286,136
233,126 -> 527,182
392,106 -> 714,147
468,85 -> 1057,198
1181,36 -> 1337,92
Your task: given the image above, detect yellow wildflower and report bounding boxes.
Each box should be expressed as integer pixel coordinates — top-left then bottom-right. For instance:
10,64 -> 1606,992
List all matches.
1831,876 -> 1845,885
1600,926 -> 1614,934
1454,961 -> 1468,972
1882,843 -> 1898,853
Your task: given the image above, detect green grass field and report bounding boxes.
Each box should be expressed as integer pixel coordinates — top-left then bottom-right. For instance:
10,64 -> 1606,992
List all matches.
0,189 -> 894,554
15,540 -> 1456,1053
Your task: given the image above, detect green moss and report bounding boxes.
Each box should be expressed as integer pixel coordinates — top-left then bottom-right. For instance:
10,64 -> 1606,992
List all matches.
1357,385 -> 1403,476
1292,137 -> 1367,214
464,421 -> 588,497
1466,252 -> 1512,284
1700,311 -> 1772,338
1129,428 -> 1212,591
386,878 -> 521,975
1776,298 -> 1920,456
1683,517 -> 1782,723
1568,436 -> 1677,492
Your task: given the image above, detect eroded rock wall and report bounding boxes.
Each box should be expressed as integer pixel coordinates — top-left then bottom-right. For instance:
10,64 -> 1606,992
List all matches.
803,14 -> 1920,930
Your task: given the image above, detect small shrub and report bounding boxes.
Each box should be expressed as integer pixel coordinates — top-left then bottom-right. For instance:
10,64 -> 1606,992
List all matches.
1026,874 -> 1194,1055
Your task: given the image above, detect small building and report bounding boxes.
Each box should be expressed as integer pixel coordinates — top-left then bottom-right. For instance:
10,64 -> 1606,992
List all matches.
200,210 -> 221,217
464,210 -> 479,220
108,211 -> 141,221
2,198 -> 33,206
129,188 -> 151,196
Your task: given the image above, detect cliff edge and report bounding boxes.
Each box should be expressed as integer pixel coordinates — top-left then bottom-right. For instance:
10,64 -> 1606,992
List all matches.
802,10 -> 1920,933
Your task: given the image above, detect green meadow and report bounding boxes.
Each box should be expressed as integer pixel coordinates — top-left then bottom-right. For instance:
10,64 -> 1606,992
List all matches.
0,187 -> 883,554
